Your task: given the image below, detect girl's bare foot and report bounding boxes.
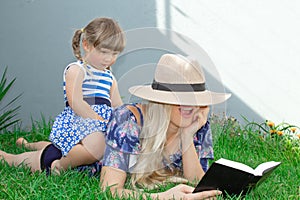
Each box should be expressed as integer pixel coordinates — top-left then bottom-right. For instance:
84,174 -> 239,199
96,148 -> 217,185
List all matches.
51,160 -> 62,175
0,150 -> 9,164
16,137 -> 28,147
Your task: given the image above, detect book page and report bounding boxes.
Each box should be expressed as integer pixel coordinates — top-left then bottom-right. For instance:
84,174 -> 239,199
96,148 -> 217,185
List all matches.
254,161 -> 281,176
215,158 -> 255,174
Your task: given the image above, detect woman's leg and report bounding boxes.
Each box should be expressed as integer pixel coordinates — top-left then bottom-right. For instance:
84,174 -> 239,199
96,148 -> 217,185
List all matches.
51,132 -> 105,172
16,137 -> 51,150
0,149 -> 43,172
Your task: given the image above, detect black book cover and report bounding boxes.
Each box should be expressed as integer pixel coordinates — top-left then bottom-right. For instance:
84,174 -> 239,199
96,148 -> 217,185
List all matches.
193,159 -> 281,196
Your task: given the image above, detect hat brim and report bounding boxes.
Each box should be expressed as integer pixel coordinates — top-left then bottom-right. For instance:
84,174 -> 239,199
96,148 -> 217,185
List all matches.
129,85 -> 231,106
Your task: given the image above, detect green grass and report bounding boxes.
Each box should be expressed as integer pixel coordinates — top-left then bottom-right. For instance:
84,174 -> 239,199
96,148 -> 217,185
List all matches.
210,117 -> 300,200
0,117 -> 299,200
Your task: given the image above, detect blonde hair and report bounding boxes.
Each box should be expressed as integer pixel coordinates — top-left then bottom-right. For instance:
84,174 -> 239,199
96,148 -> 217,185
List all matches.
72,17 -> 126,61
130,102 -> 182,188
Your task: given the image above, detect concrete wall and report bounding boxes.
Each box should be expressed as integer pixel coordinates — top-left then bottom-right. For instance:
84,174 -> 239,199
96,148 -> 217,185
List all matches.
1,0 -> 299,128
0,0 -> 158,128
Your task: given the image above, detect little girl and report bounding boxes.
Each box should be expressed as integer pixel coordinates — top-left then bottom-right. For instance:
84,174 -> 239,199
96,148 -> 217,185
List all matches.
0,17 -> 125,174
48,17 -> 125,172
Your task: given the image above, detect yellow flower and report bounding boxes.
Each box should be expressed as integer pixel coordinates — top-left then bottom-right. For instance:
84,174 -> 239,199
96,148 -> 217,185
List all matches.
267,121 -> 275,127
297,134 -> 300,139
270,129 -> 277,134
277,131 -> 283,136
290,127 -> 297,133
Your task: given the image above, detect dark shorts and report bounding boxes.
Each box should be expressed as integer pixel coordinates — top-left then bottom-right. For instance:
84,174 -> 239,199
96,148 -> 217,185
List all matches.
40,144 -> 62,175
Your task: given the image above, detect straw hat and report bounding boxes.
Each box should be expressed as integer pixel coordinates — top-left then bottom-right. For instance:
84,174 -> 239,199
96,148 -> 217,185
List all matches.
129,54 -> 231,106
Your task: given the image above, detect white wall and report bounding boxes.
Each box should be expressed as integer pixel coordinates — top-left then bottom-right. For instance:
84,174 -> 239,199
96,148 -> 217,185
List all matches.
156,0 -> 300,126
1,0 -> 299,128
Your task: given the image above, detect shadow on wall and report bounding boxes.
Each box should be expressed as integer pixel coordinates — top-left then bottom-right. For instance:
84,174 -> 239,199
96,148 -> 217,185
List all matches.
113,28 -> 264,125
0,0 -> 264,127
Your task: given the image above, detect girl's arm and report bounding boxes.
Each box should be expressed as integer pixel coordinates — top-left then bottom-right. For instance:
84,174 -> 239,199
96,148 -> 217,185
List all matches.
100,166 -> 221,199
110,78 -> 123,108
65,65 -> 102,120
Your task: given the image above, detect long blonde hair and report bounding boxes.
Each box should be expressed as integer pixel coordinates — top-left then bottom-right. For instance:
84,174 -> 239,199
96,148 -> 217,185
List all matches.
130,102 -> 182,188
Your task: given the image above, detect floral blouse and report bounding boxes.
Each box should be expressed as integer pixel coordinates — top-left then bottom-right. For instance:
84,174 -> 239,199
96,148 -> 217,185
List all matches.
103,104 -> 214,173
77,104 -> 214,176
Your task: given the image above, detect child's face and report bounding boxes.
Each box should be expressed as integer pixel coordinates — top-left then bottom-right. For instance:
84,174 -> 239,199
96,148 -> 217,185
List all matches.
85,47 -> 119,70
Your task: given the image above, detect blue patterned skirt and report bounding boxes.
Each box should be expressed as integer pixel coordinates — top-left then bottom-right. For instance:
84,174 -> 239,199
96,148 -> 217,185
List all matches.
49,104 -> 112,156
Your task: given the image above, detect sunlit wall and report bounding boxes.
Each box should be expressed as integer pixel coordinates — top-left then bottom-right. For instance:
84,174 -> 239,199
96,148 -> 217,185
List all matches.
156,0 -> 300,126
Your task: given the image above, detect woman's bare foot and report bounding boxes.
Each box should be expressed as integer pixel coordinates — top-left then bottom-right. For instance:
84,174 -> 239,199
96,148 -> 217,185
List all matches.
16,137 -> 28,148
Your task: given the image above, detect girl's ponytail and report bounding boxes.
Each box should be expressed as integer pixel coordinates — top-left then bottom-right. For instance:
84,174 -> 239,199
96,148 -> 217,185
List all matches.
72,29 -> 84,61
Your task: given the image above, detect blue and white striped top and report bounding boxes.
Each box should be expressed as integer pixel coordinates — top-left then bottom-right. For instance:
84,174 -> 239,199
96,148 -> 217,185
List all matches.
63,61 -> 113,104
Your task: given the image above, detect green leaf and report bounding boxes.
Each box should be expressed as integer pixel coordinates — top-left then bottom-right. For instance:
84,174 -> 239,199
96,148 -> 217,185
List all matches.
0,66 -> 21,131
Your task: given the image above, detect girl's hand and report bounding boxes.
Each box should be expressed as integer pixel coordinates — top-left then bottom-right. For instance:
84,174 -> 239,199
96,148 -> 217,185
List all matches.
157,184 -> 222,200
95,114 -> 108,122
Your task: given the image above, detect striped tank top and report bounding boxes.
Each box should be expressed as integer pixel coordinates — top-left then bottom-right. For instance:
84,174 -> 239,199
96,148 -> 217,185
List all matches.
63,61 -> 113,104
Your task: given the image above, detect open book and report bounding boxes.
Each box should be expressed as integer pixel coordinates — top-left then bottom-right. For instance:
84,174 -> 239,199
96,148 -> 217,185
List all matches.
193,158 -> 281,196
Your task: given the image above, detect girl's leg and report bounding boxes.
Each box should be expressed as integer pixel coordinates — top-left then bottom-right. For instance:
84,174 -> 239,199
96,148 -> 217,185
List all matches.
81,131 -> 106,160
0,149 -> 43,172
51,132 -> 105,171
16,137 -> 51,150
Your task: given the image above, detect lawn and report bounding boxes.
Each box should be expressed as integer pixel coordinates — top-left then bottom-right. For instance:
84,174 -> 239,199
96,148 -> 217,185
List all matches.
0,117 -> 299,200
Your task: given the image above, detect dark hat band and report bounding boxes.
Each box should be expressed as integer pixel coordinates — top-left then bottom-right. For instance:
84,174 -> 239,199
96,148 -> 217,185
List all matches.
151,79 -> 206,92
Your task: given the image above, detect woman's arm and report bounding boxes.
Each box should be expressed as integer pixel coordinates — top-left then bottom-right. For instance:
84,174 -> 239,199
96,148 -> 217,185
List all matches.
180,106 -> 210,182
100,166 -> 147,199
65,65 -> 103,120
181,141 -> 204,182
100,167 -> 221,200
154,184 -> 222,200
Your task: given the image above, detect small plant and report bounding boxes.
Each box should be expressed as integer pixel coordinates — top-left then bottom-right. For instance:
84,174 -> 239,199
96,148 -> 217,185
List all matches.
245,120 -> 300,153
210,113 -> 242,136
0,66 -> 21,131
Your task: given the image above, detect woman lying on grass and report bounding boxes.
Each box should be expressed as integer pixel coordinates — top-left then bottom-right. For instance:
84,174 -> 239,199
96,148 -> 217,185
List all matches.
0,53 -> 230,199
99,54 -> 230,199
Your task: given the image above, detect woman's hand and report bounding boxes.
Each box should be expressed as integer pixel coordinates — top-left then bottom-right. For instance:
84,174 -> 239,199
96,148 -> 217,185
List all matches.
156,184 -> 222,200
181,106 -> 210,146
194,106 -> 210,130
